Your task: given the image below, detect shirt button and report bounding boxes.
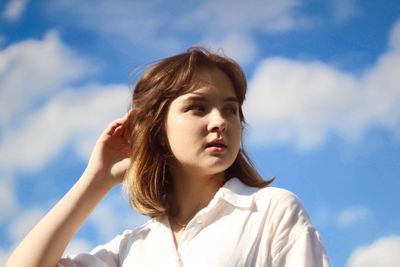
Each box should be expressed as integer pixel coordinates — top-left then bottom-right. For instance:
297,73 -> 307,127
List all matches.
196,218 -> 203,224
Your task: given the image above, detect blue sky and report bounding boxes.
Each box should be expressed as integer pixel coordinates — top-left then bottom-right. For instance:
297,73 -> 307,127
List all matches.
1,0 -> 400,266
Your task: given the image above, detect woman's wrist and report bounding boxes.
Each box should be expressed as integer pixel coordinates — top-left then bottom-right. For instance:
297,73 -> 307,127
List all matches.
81,168 -> 119,192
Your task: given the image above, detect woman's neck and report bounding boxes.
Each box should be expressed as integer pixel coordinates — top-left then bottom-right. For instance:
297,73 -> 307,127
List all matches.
169,168 -> 225,224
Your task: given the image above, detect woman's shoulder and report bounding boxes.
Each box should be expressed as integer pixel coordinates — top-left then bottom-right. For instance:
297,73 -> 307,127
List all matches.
256,186 -> 301,204
227,177 -> 304,209
253,185 -> 315,228
60,219 -> 156,266
95,218 -> 155,251
249,184 -> 310,219
228,178 -> 309,217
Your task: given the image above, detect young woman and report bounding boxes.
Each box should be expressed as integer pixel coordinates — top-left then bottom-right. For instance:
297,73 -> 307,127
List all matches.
6,47 -> 331,267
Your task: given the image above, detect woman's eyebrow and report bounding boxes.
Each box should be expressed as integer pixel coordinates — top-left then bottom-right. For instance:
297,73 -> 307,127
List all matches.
185,95 -> 207,102
184,95 -> 239,103
223,96 -> 239,103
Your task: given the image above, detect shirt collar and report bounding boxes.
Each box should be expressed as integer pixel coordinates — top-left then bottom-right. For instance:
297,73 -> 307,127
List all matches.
152,177 -> 258,229
215,177 -> 258,209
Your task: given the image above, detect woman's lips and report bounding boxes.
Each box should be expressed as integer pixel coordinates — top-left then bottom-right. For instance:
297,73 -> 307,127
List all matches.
205,143 -> 227,153
206,139 -> 226,147
206,146 -> 226,152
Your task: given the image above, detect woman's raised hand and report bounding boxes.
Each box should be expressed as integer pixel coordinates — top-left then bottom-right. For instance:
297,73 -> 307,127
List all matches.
6,112 -> 134,267
85,113 -> 132,186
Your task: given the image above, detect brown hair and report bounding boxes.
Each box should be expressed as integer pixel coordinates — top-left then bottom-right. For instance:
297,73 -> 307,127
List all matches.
124,47 -> 273,218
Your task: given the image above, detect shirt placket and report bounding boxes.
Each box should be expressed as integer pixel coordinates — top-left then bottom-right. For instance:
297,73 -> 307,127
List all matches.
177,210 -> 211,266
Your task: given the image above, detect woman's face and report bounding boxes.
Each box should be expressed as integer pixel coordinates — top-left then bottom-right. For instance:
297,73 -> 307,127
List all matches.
165,67 -> 241,178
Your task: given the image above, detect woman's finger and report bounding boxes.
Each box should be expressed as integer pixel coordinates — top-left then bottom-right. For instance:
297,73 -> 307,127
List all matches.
113,125 -> 125,137
123,109 -> 133,120
121,110 -> 133,127
105,118 -> 125,135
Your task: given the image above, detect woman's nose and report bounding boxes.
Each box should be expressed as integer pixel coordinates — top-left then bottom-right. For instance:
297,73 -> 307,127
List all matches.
207,109 -> 227,133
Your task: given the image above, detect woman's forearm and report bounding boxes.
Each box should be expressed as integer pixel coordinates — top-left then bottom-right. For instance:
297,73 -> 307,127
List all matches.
5,171 -> 116,267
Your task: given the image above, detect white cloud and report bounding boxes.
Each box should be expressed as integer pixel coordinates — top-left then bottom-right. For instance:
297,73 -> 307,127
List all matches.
0,35 -> 6,46
328,0 -> 360,22
336,206 -> 372,227
46,0 -> 180,55
181,0 -> 302,34
0,32 -> 134,257
0,177 -> 19,223
9,208 -> 44,244
0,31 -> 90,127
0,30 -> 129,173
311,205 -> 373,229
389,19 -> 400,50
245,58 -> 360,148
88,190 -> 148,243
311,206 -> 333,229
202,33 -> 259,66
2,0 -> 29,22
347,236 -> 400,267
89,198 -> 128,242
179,0 -> 306,64
50,0 -> 304,37
0,84 -> 130,172
44,1 -> 360,66
46,0 -> 313,65
244,20 -> 400,149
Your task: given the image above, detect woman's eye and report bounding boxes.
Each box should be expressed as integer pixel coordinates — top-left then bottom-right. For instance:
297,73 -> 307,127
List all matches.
188,105 -> 206,113
225,106 -> 238,115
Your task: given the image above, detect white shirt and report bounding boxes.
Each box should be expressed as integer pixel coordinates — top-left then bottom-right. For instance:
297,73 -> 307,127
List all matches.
59,178 -> 331,267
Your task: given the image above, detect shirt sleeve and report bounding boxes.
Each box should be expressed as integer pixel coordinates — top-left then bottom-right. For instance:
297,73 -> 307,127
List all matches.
57,252 -> 113,267
270,191 -> 331,267
57,231 -> 129,267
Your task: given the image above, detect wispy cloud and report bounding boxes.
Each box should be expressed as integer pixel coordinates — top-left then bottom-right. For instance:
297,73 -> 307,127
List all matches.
0,35 -> 6,47
0,84 -> 130,172
179,0 -> 303,33
60,189 -> 148,257
336,206 -> 372,227
389,19 -> 400,49
2,0 -> 29,22
0,31 -> 138,260
244,19 -> 400,149
312,205 -> 373,229
8,208 -> 44,244
87,192 -> 148,244
180,0 -> 307,64
0,31 -> 90,127
328,0 -> 360,22
46,0 -> 183,56
0,30 -> 130,173
347,236 -> 400,267
202,33 -> 259,66
0,177 -> 18,223
42,0 -> 361,67
45,0 -> 320,65
0,207 -> 45,265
